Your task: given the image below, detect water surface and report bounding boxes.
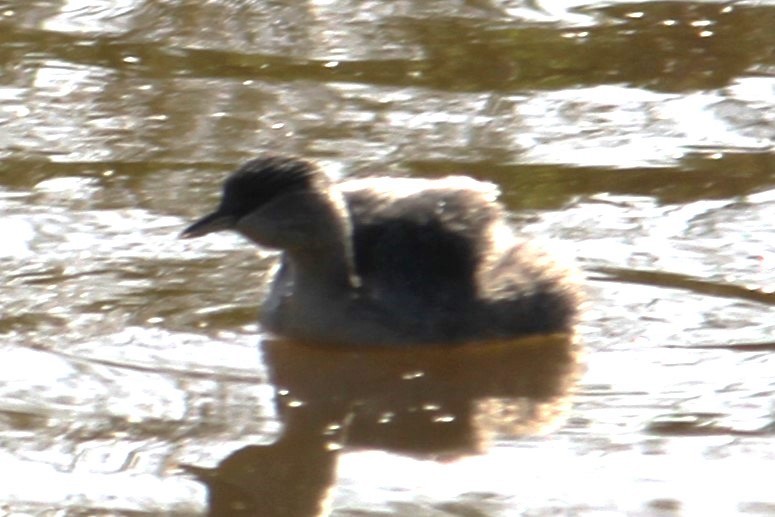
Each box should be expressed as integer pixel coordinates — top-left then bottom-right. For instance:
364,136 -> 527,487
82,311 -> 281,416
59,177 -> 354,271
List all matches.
0,0 -> 773,515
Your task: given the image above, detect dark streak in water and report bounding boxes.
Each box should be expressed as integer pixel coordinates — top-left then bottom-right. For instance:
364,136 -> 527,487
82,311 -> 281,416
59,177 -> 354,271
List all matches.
646,413 -> 775,437
665,342 -> 775,352
588,266 -> 775,306
50,349 -> 264,383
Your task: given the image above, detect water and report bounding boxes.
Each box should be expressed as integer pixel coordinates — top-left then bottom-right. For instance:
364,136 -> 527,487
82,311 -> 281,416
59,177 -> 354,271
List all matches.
0,0 -> 773,515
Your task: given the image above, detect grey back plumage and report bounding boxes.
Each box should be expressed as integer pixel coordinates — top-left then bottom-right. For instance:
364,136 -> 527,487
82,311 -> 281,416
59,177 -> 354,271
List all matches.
342,180 -> 500,326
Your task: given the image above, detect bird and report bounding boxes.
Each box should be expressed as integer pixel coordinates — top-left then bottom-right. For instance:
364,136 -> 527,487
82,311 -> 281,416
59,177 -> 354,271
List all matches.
182,155 -> 579,346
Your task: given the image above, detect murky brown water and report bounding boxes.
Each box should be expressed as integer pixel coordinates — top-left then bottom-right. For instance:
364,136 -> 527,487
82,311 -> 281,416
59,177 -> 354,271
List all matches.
1,1 -> 773,515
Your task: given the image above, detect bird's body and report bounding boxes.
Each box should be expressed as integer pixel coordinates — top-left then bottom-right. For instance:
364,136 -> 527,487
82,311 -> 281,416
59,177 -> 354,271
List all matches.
183,156 -> 579,346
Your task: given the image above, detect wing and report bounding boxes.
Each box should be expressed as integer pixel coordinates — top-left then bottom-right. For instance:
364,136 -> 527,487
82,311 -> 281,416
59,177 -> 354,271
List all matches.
341,177 -> 505,311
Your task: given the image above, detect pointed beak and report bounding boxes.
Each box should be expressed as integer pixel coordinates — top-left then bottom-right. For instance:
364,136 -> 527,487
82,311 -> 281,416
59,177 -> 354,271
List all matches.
180,211 -> 237,239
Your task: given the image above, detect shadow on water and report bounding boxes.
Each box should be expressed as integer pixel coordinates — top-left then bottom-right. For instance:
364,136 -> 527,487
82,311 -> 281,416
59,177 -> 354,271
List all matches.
186,334 -> 581,517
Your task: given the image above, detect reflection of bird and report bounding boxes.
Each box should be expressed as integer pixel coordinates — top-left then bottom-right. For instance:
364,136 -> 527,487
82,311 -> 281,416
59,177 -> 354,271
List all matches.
183,429 -> 338,517
183,155 -> 579,345
184,335 -> 579,516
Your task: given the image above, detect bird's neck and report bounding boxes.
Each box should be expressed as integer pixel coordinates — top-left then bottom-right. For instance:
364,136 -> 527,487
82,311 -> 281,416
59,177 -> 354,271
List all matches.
287,241 -> 359,297
286,190 -> 360,298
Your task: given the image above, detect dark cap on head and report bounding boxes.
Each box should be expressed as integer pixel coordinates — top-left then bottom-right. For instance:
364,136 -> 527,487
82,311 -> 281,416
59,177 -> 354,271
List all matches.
181,155 -> 322,239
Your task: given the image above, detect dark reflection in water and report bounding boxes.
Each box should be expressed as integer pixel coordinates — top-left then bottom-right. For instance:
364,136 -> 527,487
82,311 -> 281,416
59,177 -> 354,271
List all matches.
410,152 -> 775,210
4,1 -> 768,93
187,335 -> 580,516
